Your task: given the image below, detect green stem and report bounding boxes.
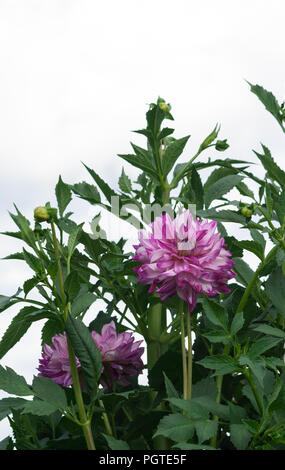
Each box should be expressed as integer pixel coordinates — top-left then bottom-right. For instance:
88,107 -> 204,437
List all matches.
99,399 -> 113,437
50,221 -> 95,450
147,302 -> 163,369
179,299 -> 187,400
186,308 -> 192,400
67,338 -> 96,450
244,368 -> 264,415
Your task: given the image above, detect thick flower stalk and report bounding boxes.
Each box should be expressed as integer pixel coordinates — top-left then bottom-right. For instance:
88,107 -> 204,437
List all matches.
38,322 -> 144,392
133,210 -> 235,311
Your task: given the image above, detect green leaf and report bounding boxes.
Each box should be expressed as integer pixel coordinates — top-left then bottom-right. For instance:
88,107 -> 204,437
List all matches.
154,413 -> 195,442
253,324 -> 285,339
117,153 -> 158,180
32,376 -> 67,409
119,167 -> 132,194
21,399 -> 58,416
199,123 -> 220,151
266,266 -> 285,315
233,240 -> 264,261
0,366 -> 32,396
0,397 -> 27,418
83,163 -> 117,204
247,336 -> 282,359
195,419 -> 218,444
163,372 -> 179,399
0,290 -> 21,314
253,144 -> 285,187
203,330 -> 231,344
103,434 -> 130,450
67,223 -> 84,259
23,277 -> 38,296
9,205 -> 37,250
236,181 -> 255,199
22,248 -> 44,274
158,127 -> 174,140
230,423 -> 251,450
197,209 -> 246,224
55,175 -> 72,217
233,258 -> 255,286
0,307 -> 40,360
65,314 -> 102,398
188,166 -> 204,210
231,312 -> 244,336
248,82 -> 284,131
204,175 -> 243,208
72,182 -> 101,204
173,442 -> 216,450
202,298 -> 228,332
197,355 -> 239,375
162,135 -> 190,177
167,398 -> 209,420
41,318 -> 63,347
64,271 -> 81,302
71,292 -> 96,318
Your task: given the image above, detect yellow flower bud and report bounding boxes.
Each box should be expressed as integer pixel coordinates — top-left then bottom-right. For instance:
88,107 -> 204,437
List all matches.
159,102 -> 170,113
34,206 -> 49,222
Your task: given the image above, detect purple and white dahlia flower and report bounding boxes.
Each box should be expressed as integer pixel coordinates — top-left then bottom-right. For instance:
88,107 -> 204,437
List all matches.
91,321 -> 144,391
133,210 -> 235,311
38,322 -> 144,391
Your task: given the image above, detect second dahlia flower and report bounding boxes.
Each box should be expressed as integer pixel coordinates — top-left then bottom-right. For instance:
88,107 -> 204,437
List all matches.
133,210 -> 235,311
38,322 -> 144,392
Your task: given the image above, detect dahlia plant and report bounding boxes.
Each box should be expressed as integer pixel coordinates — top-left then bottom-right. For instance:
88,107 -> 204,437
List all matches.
0,83 -> 285,451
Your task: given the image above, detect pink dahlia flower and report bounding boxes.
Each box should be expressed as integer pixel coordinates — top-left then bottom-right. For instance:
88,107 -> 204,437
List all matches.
38,333 -> 78,387
91,321 -> 144,391
38,322 -> 144,391
133,210 -> 235,311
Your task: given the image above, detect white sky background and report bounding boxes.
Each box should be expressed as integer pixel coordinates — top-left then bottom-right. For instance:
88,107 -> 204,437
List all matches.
0,0 -> 285,440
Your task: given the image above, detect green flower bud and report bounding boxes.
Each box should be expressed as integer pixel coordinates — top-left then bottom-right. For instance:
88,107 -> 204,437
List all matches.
215,139 -> 229,152
241,206 -> 252,218
34,206 -> 50,222
159,102 -> 170,113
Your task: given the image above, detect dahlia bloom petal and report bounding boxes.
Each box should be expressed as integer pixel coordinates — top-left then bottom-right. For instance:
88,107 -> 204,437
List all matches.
133,210 -> 236,311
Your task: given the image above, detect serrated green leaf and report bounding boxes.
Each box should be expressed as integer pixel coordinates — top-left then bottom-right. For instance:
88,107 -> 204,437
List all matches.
0,307 -> 40,360
266,266 -> 285,315
167,398 -> 209,419
103,434 -> 130,450
117,153 -> 158,180
236,181 -> 255,199
204,175 -> 243,208
247,337 -> 282,359
162,135 -> 190,177
202,298 -> 228,332
195,419 -> 218,444
230,423 -> 251,450
233,240 -> 264,261
67,223 -> 84,259
65,314 -> 102,398
203,330 -> 231,344
119,168 -> 132,194
173,442 -> 216,450
55,175 -> 72,217
197,355 -> 239,375
0,366 -> 32,396
231,312 -> 244,336
71,292 -> 96,318
0,397 -> 28,418
248,82 -> 284,132
9,205 -> 37,250
197,209 -> 246,224
32,376 -> 67,409
21,399 -> 58,416
154,413 -> 195,442
64,271 -> 81,302
253,324 -> 285,339
253,144 -> 285,187
22,248 -> 44,274
72,182 -> 101,204
83,163 -> 117,204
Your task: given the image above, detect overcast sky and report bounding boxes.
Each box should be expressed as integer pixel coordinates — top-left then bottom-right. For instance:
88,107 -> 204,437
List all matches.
0,0 -> 285,440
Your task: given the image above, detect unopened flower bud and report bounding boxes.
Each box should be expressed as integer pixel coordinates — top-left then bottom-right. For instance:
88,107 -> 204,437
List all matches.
34,206 -> 49,222
241,207 -> 252,218
215,139 -> 229,151
159,102 -> 170,113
